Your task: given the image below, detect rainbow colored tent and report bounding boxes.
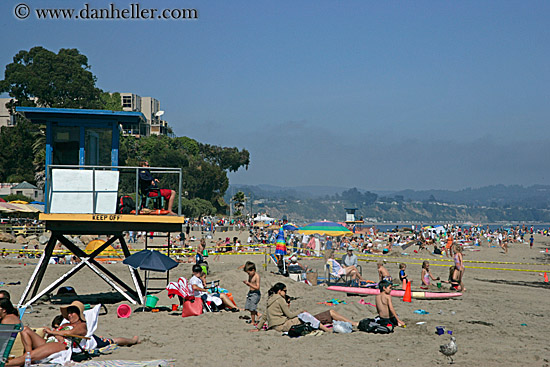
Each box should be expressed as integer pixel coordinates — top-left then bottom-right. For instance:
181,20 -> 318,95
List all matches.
274,228 -> 287,255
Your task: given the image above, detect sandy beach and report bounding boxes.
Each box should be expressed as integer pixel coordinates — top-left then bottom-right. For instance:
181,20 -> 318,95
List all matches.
1,230 -> 549,366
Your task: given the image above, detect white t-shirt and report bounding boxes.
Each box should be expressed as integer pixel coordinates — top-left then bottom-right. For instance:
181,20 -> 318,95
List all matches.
189,275 -> 223,306
189,275 -> 205,297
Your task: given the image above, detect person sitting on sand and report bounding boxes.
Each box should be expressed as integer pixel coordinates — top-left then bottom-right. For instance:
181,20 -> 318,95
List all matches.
253,283 -> 357,333
189,264 -> 239,312
377,260 -> 392,282
327,254 -> 366,284
375,280 -> 405,327
421,261 -> 439,287
7,301 -> 88,366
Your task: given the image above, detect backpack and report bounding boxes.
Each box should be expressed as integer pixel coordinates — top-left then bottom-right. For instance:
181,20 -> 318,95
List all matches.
358,317 -> 394,334
287,322 -> 315,338
117,195 -> 135,214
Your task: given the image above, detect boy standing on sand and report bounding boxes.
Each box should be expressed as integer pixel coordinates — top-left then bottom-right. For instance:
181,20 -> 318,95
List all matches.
243,261 -> 261,325
376,280 -> 405,327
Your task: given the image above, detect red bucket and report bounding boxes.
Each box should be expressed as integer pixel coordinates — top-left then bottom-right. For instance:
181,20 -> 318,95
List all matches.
117,304 -> 132,318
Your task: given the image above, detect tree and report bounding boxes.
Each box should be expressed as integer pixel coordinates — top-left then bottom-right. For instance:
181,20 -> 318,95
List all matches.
99,92 -> 123,111
232,191 -> 246,216
0,118 -> 39,183
0,47 -> 103,109
118,135 -> 250,214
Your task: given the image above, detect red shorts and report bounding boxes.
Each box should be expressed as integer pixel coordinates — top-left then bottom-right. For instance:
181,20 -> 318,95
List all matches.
148,189 -> 172,201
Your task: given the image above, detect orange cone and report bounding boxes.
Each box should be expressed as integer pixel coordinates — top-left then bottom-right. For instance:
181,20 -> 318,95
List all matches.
545,272 -> 548,283
403,281 -> 412,302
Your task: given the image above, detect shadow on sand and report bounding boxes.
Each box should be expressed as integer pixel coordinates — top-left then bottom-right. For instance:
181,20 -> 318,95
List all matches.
474,278 -> 550,290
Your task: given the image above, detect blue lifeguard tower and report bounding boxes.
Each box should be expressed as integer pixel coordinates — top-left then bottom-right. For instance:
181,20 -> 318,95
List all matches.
15,107 -> 185,307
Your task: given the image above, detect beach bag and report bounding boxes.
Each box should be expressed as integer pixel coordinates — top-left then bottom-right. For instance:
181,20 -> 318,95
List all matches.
333,321 -> 353,334
117,195 -> 135,214
358,317 -> 394,334
288,322 -> 315,338
181,297 -> 203,318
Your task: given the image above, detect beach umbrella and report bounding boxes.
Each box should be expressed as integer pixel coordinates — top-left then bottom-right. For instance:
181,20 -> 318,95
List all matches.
282,223 -> 299,231
9,200 -> 28,204
0,198 -> 6,203
123,249 -> 178,272
298,221 -> 353,236
274,228 -> 287,256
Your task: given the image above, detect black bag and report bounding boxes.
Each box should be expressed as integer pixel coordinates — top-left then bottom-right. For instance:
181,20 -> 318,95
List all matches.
117,195 -> 135,214
358,317 -> 394,334
287,322 -> 315,338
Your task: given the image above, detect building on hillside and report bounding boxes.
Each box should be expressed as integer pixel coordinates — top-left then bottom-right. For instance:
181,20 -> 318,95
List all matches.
8,181 -> 44,201
0,98 -> 17,128
120,93 -> 172,137
0,183 -> 17,197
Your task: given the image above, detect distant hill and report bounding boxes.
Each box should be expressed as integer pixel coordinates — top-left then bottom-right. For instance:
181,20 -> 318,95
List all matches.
226,184 -> 550,222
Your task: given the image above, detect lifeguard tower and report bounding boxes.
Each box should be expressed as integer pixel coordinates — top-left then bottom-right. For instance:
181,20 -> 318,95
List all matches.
15,107 -> 185,307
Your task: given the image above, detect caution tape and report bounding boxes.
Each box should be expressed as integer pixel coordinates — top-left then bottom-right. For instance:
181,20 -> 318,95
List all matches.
361,259 -> 548,273
353,252 -> 550,266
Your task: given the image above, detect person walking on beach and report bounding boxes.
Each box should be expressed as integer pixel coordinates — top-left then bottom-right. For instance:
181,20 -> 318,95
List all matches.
242,261 -> 261,325
530,235 -> 534,249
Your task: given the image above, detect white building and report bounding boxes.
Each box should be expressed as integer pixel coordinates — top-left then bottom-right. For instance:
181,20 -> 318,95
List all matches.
120,93 -> 172,136
0,98 -> 16,128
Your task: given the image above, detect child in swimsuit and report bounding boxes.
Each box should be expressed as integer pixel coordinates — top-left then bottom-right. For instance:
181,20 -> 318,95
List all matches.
398,263 -> 408,289
421,261 -> 439,287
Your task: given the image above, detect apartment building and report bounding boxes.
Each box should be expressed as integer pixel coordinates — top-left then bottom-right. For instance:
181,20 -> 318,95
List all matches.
120,93 -> 172,137
0,98 -> 16,128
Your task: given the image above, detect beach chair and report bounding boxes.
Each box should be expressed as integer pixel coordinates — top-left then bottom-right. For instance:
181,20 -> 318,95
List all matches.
0,323 -> 23,367
340,254 -> 363,278
325,259 -> 361,286
42,304 -> 101,364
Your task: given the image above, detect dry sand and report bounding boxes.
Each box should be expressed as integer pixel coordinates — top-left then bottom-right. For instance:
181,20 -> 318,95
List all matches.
1,231 -> 549,366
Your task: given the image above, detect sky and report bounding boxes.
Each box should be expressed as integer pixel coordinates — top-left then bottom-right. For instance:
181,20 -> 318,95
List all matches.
1,0 -> 549,191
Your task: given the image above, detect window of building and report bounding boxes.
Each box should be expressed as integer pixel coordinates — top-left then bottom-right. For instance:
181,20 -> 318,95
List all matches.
122,96 -> 132,108
16,191 -> 22,195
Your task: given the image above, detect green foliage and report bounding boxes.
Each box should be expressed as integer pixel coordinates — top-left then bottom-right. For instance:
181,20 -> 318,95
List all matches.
100,92 -> 123,111
3,194 -> 35,203
0,47 -> 102,109
0,117 -> 39,183
180,197 -> 216,218
119,135 -> 249,213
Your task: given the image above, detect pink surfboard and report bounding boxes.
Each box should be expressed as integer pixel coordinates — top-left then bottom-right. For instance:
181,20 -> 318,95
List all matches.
327,286 -> 462,300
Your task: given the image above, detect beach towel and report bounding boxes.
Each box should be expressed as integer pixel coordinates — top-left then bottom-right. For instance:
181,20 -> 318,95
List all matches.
166,277 -> 192,299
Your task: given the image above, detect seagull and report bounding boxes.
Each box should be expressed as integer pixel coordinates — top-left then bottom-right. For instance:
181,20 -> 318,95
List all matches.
439,336 -> 457,364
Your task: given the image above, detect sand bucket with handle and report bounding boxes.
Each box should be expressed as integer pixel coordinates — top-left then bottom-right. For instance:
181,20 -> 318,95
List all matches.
145,295 -> 159,308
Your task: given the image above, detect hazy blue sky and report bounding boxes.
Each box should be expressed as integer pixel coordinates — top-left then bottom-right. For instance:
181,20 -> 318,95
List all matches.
1,0 -> 549,190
